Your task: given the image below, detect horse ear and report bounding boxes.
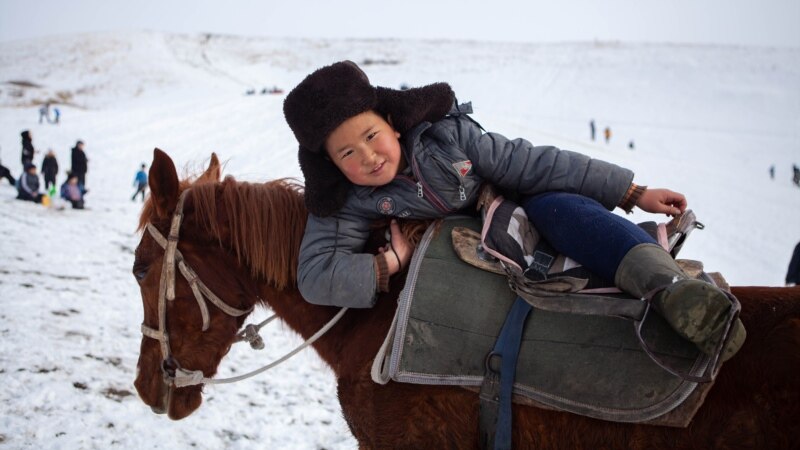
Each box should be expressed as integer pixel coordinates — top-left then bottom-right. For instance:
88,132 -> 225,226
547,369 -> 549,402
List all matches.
199,152 -> 221,183
149,148 -> 180,218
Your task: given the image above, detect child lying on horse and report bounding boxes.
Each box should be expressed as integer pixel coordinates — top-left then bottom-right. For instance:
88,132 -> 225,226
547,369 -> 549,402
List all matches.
282,60 -> 745,361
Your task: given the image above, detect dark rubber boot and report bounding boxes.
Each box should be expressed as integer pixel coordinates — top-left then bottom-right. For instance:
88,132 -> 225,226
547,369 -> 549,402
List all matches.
615,244 -> 745,361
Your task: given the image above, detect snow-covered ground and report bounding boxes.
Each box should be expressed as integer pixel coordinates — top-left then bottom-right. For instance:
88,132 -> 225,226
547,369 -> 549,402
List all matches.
0,32 -> 798,449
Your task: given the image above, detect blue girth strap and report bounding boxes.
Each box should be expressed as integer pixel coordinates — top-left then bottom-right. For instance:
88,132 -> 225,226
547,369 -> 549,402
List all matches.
479,297 -> 533,450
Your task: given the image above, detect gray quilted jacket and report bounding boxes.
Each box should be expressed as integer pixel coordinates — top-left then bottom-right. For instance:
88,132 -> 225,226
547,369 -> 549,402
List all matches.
298,105 -> 634,308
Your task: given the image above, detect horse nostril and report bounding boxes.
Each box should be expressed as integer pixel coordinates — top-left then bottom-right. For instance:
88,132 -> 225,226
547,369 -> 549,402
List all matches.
161,356 -> 179,378
150,405 -> 166,415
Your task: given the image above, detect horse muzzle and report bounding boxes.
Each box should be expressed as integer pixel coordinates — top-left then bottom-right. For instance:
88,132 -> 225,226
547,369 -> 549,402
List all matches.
143,357 -> 178,415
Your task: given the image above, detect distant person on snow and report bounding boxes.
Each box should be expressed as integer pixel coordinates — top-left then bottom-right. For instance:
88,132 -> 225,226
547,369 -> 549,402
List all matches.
769,165 -> 775,180
282,60 -> 744,362
132,163 -> 148,202
70,140 -> 88,188
41,149 -> 59,190
604,126 -> 612,144
38,102 -> 50,124
20,130 -> 35,166
787,242 -> 800,286
60,172 -> 86,209
628,140 -> 635,151
16,163 -> 42,203
793,164 -> 800,187
589,119 -> 596,141
52,107 -> 61,124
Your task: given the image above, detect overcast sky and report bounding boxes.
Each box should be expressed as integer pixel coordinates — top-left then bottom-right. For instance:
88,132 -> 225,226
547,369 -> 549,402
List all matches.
1,0 -> 799,47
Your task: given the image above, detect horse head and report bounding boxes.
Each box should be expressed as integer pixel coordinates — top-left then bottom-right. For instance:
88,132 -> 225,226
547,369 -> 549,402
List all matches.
133,149 -> 274,419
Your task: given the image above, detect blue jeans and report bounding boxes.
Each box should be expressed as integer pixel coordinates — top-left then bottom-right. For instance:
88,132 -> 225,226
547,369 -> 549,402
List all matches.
522,192 -> 656,283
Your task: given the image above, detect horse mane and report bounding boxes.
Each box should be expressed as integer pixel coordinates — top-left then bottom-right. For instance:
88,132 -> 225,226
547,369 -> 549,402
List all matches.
190,176 -> 307,290
138,175 -> 307,290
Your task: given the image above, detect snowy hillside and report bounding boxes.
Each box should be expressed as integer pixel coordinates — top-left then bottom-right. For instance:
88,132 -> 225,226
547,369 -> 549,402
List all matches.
0,31 -> 798,449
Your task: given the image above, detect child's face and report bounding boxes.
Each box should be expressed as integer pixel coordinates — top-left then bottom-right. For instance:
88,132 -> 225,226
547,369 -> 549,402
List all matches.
325,110 -> 404,187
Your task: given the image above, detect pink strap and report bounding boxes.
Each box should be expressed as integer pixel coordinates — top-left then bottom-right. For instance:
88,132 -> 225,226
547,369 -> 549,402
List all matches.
657,223 -> 669,251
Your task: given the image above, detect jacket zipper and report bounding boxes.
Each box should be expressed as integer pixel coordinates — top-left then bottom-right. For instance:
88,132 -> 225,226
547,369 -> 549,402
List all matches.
409,157 -> 455,213
429,152 -> 468,202
396,172 -> 453,214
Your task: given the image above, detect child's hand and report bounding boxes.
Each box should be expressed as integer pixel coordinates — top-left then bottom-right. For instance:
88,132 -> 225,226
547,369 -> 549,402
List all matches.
379,220 -> 415,274
636,188 -> 687,216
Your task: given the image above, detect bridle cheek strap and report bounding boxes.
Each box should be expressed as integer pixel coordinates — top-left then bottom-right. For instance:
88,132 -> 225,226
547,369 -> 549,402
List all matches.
143,191 -> 253,368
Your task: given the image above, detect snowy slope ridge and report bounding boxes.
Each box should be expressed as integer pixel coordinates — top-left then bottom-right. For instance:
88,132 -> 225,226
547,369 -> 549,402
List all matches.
0,32 -> 798,449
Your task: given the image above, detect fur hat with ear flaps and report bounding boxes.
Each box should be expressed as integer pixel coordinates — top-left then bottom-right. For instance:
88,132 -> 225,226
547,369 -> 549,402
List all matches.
283,60 -> 455,217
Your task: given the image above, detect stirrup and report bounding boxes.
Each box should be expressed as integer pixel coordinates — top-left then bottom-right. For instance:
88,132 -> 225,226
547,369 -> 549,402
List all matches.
665,210 -> 704,258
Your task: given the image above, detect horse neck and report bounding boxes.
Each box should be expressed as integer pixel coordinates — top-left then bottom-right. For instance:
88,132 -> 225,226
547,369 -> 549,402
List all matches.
254,285 -> 357,376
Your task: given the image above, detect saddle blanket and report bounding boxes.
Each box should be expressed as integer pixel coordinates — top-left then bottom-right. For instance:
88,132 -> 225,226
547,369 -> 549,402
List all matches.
372,216 -> 717,427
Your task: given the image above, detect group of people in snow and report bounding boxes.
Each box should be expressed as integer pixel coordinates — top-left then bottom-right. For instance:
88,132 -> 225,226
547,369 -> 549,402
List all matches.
245,86 -> 284,95
5,128 -> 149,208
9,130 -> 89,209
768,163 -> 800,187
589,119 -> 634,150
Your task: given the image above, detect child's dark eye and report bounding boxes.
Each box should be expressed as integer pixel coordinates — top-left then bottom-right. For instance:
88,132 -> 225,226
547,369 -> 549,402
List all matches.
366,131 -> 378,141
340,149 -> 353,159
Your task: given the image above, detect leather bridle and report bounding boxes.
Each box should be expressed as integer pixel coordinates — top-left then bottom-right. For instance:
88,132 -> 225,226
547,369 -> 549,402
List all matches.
141,190 -> 253,404
139,189 -> 347,411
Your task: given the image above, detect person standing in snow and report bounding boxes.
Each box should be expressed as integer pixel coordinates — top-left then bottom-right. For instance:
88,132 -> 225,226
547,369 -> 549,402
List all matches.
787,242 -> 800,286
38,102 -> 50,124
604,126 -> 612,144
132,163 -> 148,202
16,163 -> 42,203
71,140 -> 88,188
41,149 -> 59,190
21,130 -> 35,166
589,119 -> 596,141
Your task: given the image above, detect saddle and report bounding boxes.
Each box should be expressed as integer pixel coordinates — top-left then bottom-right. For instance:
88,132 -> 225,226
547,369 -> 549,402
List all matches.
372,206 -> 730,428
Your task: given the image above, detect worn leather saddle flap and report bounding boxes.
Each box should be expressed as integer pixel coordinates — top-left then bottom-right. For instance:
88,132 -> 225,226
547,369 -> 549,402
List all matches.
376,216 -> 715,426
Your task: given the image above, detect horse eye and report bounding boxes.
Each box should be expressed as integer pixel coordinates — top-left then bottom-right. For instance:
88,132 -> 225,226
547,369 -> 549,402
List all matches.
132,260 -> 149,281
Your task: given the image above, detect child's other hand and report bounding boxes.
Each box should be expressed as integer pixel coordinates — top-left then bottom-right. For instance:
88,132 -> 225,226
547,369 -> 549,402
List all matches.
636,188 -> 687,216
379,220 -> 415,274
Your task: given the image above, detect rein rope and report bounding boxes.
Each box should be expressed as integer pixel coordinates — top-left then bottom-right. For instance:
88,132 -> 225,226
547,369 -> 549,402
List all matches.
142,189 -> 347,388
173,307 -> 348,387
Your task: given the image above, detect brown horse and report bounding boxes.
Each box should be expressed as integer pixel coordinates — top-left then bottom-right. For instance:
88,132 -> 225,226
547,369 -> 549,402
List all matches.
133,149 -> 800,449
